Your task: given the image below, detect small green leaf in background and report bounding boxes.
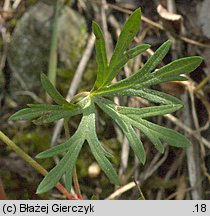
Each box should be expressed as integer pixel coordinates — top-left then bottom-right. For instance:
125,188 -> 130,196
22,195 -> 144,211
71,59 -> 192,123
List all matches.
91,195 -> 98,200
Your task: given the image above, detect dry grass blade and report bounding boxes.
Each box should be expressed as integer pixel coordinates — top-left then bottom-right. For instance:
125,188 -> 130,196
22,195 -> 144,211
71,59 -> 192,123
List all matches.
105,181 -> 138,200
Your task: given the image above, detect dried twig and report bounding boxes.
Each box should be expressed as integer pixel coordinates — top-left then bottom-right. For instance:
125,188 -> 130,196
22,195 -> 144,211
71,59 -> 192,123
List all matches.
12,0 -> 22,10
182,92 -> 202,199
140,146 -> 169,181
0,27 -> 9,70
3,0 -> 11,11
156,150 -> 185,199
119,137 -> 130,179
105,181 -> 139,200
189,88 -> 210,182
166,178 -> 204,200
15,91 -> 44,104
133,177 -> 145,200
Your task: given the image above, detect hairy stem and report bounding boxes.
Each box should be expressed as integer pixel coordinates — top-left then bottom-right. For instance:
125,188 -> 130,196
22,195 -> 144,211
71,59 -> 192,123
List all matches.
0,131 -> 78,200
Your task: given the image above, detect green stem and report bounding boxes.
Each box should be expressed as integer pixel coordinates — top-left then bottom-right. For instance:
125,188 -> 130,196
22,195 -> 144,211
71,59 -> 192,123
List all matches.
0,131 -> 78,200
47,0 -> 61,86
63,118 -> 83,199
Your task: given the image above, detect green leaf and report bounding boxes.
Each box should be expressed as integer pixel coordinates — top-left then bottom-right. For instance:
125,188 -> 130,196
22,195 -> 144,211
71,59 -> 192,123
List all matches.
95,95 -> 189,156
92,21 -> 108,88
109,8 -> 141,66
98,44 -> 150,89
154,56 -> 202,76
36,116 -> 87,159
36,139 -> 84,194
9,104 -> 80,124
36,114 -> 88,193
33,109 -> 81,125
9,7 -> 202,195
65,168 -> 73,193
95,40 -> 171,93
146,131 -> 164,153
85,108 -> 119,185
27,104 -> 65,109
138,56 -> 203,87
139,75 -> 188,87
95,87 -> 183,106
117,104 -> 183,118
91,195 -> 98,200
128,116 -> 191,148
9,106 -> 61,121
101,8 -> 141,86
35,139 -> 71,159
95,97 -> 146,164
40,73 -> 74,107
88,135 -> 120,185
126,44 -> 150,58
124,124 -> 146,164
9,108 -> 46,121
120,88 -> 183,105
130,40 -> 172,81
124,115 -> 164,153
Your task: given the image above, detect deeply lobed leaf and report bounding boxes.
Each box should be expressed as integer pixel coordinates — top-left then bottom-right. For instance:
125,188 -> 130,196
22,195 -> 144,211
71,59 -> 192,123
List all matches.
9,8 -> 203,195
37,99 -> 119,191
94,40 -> 172,94
100,44 -> 150,89
95,97 -> 146,164
95,96 -> 190,162
101,8 -> 142,87
36,139 -> 84,194
127,116 -> 191,148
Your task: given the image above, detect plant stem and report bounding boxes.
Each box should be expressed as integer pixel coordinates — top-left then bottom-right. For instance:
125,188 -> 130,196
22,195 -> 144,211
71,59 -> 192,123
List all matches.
70,91 -> 90,104
0,178 -> 7,200
47,0 -> 61,86
64,118 -> 83,199
0,131 -> 78,200
72,167 -> 83,199
194,74 -> 210,92
133,177 -> 145,200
